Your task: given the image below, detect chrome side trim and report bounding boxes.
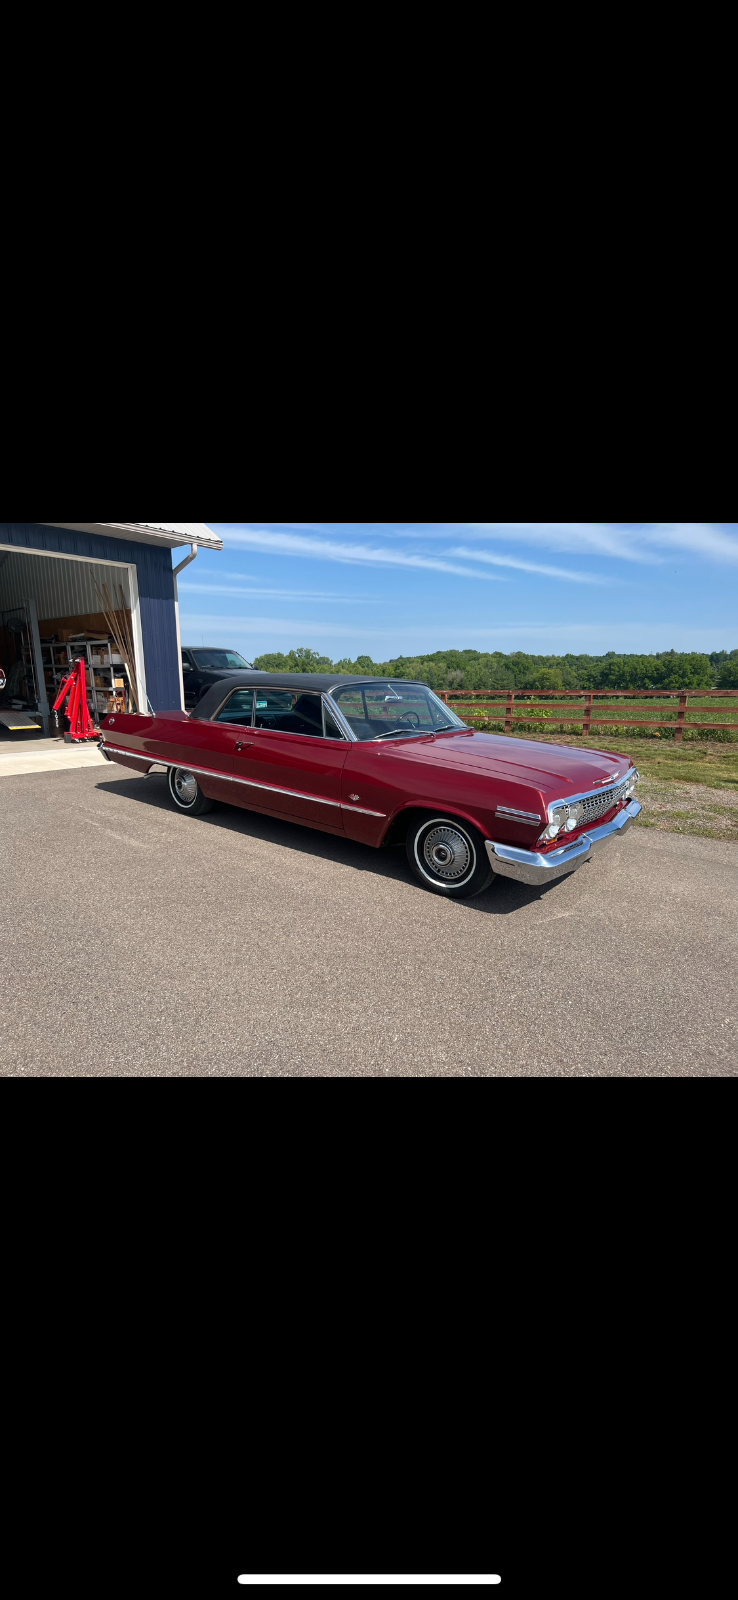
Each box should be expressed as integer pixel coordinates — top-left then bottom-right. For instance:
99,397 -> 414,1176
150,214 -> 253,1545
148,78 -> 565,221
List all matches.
341,804 -> 386,818
101,744 -> 155,765
237,778 -> 341,807
495,805 -> 541,825
101,742 -> 385,814
487,800 -> 641,886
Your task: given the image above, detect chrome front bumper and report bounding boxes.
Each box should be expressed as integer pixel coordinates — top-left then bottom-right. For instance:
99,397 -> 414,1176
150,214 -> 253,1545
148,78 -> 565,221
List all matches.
486,800 -> 642,887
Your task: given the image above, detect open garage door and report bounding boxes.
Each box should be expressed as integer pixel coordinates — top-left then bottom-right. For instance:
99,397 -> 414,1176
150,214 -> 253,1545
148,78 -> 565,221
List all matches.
0,545 -> 147,737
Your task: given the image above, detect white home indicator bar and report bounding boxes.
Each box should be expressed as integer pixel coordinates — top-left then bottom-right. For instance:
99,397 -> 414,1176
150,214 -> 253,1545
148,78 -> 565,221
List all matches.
237,1580 -> 501,1587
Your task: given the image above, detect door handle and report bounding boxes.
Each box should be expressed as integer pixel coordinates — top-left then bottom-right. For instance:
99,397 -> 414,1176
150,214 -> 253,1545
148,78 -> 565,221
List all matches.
235,741 -> 253,751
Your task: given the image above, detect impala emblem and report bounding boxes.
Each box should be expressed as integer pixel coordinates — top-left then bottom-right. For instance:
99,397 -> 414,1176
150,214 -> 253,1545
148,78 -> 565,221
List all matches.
348,794 -> 360,802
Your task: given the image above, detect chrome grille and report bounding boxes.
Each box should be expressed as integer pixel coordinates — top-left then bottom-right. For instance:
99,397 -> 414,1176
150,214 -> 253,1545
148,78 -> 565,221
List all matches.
578,780 -> 629,825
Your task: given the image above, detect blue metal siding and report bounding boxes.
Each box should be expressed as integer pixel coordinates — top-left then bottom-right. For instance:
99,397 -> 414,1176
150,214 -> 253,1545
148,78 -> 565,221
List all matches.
0,523 -> 181,711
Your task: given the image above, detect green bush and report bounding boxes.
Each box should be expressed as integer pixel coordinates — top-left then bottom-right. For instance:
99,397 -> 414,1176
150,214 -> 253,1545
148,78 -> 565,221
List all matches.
252,647 -> 734,693
253,646 -> 334,674
718,658 -> 738,688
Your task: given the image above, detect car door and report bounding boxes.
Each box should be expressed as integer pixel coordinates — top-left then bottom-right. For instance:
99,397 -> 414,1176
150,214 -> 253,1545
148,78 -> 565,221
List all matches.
232,687 -> 349,830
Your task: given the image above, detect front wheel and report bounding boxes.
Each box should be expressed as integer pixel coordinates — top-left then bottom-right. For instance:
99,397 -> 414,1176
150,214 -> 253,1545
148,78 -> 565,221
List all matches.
406,815 -> 494,899
168,766 -> 214,816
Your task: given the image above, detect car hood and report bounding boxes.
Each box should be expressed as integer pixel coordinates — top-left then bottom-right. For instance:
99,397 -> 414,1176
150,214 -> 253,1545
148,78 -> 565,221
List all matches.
390,730 -> 631,799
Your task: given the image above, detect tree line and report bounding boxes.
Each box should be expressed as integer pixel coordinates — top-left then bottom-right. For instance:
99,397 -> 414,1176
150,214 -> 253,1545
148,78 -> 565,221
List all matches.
252,646 -> 738,691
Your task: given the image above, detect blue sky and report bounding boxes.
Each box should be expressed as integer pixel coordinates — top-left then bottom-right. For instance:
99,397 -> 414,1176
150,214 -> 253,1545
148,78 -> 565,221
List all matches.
175,523 -> 738,661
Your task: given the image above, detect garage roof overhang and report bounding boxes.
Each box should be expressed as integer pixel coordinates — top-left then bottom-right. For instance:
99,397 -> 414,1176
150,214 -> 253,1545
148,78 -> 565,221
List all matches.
40,522 -> 223,551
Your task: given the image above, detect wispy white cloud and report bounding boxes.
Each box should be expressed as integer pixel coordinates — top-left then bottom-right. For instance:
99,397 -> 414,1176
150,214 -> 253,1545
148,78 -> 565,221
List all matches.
177,613 -> 736,651
218,527 -> 503,580
645,523 -> 738,563
463,523 -> 659,562
178,581 -> 386,604
178,613 -> 404,638
464,522 -> 738,566
450,548 -> 609,583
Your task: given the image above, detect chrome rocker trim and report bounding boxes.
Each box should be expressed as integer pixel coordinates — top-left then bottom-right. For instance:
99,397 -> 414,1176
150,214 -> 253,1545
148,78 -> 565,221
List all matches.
100,743 -> 386,817
486,800 -> 642,887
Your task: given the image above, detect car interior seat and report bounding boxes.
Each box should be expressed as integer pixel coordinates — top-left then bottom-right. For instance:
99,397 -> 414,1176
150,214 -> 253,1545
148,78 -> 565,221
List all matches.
291,694 -> 324,734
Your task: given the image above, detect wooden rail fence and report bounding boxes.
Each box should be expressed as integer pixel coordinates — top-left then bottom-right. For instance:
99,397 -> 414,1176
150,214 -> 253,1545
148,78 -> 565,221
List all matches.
434,689 -> 738,743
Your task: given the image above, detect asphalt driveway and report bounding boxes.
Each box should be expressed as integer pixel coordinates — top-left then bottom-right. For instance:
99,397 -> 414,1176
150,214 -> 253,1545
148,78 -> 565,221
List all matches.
2,765 -> 737,1076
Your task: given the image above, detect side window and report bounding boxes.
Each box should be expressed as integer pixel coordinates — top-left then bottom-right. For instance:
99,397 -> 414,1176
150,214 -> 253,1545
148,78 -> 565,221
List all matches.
323,702 -> 346,740
254,690 -> 296,728
213,689 -> 254,726
254,690 -> 327,737
332,685 -> 372,739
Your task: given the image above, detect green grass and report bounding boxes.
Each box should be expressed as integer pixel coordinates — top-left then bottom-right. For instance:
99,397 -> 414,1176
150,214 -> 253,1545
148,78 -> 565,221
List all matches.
464,725 -> 738,835
449,695 -> 738,789
452,692 -> 738,736
459,726 -> 738,789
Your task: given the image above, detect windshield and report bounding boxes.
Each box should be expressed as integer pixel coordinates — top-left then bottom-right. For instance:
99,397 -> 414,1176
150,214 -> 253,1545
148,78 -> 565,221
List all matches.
331,683 -> 467,741
191,650 -> 250,670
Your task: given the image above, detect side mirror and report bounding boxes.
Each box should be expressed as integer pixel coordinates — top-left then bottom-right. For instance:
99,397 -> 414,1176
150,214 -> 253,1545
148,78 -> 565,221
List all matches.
182,663 -> 191,672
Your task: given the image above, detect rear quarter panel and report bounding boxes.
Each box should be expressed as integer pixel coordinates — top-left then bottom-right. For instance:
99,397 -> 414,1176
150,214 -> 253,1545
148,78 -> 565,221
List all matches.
102,712 -> 236,797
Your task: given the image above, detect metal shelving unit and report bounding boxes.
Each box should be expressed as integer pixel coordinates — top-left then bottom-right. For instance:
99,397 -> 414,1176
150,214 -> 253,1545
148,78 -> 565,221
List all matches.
69,638 -> 131,718
39,641 -> 74,702
34,636 -> 132,721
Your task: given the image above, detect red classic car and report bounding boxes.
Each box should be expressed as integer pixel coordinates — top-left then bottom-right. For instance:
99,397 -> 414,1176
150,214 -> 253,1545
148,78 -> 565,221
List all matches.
100,673 -> 642,898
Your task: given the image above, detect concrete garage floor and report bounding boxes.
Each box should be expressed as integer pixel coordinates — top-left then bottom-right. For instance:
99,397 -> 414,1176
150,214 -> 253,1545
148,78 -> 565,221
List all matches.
2,765 -> 737,1077
0,738 -> 107,777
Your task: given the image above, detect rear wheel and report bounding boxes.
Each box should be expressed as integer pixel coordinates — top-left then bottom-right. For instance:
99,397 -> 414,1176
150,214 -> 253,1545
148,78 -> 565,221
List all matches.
168,766 -> 214,816
406,815 -> 494,899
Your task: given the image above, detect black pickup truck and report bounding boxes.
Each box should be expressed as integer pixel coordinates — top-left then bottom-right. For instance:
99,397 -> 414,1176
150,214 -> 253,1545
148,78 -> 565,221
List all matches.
181,647 -> 262,709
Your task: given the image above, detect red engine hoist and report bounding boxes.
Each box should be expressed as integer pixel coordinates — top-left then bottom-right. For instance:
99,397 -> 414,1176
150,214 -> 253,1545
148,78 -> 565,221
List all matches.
53,658 -> 97,742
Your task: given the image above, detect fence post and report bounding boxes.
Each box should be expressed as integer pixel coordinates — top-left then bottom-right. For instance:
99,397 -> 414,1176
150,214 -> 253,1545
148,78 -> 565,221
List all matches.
675,692 -> 688,742
583,693 -> 593,738
505,691 -> 515,734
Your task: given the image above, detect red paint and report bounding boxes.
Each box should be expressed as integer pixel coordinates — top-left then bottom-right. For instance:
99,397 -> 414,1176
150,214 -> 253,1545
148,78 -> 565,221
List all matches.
233,728 -> 349,827
101,714 -> 632,848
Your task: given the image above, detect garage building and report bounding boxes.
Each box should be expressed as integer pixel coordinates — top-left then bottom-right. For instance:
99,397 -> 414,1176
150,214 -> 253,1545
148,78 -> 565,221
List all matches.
0,522 -> 221,735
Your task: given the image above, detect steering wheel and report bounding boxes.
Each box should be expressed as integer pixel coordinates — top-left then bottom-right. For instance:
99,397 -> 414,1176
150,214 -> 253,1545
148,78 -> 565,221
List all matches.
399,711 -> 421,728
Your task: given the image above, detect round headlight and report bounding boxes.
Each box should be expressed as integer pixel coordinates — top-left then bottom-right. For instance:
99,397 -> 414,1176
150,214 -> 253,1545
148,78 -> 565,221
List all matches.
565,817 -> 577,832
543,823 -> 560,840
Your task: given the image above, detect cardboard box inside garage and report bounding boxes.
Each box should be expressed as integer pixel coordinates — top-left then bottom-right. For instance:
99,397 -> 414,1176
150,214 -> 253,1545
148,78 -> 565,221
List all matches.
39,610 -> 131,642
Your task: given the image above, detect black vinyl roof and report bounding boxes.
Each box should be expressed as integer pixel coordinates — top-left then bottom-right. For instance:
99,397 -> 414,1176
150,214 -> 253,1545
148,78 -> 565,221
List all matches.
191,672 -> 427,720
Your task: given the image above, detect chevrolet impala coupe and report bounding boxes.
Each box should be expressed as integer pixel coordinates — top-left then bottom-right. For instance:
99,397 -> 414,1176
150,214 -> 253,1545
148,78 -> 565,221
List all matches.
100,672 -> 642,898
